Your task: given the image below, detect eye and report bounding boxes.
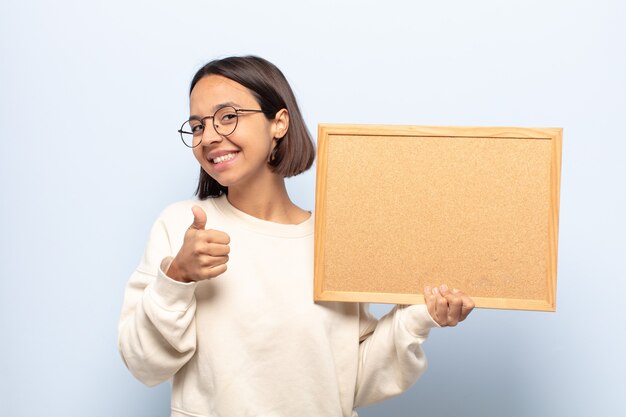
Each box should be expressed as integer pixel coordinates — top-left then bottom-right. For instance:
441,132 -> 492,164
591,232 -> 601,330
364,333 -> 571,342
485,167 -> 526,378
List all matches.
220,111 -> 238,124
214,106 -> 239,125
190,123 -> 204,134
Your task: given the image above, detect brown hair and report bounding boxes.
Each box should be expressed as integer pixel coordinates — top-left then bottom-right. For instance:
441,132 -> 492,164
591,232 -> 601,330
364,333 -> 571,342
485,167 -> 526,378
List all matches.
189,56 -> 316,199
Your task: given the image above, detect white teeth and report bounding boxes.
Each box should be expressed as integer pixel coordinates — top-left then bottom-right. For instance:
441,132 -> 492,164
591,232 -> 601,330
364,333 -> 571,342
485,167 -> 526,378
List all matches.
211,152 -> 238,164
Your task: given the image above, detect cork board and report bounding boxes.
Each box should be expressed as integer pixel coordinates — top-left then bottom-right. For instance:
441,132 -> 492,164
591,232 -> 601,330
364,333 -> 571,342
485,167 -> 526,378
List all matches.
314,125 -> 562,311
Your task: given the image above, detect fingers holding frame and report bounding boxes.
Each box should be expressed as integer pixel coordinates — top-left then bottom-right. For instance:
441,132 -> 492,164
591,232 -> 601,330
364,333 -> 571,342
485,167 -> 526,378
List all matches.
457,289 -> 475,321
443,288 -> 463,327
423,285 -> 475,327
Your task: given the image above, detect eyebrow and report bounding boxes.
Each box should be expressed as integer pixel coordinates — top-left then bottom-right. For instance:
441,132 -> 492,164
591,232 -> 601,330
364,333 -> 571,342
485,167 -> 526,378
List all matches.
189,101 -> 242,119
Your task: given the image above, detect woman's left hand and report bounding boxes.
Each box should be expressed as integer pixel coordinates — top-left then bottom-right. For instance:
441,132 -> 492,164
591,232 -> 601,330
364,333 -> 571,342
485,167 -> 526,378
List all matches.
424,285 -> 475,327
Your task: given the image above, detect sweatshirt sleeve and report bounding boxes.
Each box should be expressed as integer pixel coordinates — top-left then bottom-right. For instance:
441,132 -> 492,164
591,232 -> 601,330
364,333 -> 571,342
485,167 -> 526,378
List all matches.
353,303 -> 439,407
117,218 -> 198,387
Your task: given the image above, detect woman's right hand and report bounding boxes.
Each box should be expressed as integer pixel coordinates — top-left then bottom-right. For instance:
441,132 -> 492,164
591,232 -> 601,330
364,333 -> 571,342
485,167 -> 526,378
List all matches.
166,205 -> 230,283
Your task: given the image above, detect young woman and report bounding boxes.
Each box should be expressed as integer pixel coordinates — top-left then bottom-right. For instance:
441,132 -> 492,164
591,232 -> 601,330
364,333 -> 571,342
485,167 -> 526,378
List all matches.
118,56 -> 474,417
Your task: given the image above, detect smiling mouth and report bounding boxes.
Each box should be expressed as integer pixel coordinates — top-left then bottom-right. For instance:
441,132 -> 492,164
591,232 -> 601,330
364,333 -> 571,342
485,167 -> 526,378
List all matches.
211,152 -> 239,164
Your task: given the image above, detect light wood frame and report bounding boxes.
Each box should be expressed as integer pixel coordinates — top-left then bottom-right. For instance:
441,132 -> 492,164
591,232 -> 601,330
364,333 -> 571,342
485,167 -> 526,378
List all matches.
314,124 -> 562,311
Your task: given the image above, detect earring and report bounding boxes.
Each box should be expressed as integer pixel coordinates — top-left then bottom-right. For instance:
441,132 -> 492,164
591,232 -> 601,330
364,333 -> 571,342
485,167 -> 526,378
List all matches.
268,138 -> 282,163
269,146 -> 278,162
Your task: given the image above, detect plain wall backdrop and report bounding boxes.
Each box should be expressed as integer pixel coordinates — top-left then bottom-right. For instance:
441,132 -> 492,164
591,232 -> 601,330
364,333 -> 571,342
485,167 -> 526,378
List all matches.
1,0 -> 625,416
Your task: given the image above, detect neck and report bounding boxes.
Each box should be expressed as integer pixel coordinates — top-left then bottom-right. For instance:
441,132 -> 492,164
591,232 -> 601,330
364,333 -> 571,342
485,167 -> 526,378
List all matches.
226,174 -> 308,224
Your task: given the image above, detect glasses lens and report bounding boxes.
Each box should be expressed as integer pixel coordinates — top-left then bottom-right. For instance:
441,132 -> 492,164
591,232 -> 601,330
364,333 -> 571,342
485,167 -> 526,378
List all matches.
180,120 -> 202,147
213,107 -> 238,136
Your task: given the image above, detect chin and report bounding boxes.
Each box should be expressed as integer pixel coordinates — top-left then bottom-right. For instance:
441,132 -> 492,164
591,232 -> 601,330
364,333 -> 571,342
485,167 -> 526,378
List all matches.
208,173 -> 239,188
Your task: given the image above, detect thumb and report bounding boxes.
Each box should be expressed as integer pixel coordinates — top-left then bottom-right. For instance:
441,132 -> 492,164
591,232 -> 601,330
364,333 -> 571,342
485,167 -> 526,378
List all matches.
190,205 -> 207,230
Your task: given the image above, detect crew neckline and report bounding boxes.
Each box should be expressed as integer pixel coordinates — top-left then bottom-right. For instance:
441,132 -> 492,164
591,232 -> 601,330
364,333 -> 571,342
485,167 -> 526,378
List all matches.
209,194 -> 314,238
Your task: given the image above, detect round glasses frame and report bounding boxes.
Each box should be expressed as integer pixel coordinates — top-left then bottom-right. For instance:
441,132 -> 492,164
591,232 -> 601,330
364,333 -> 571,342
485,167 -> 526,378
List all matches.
178,106 -> 265,148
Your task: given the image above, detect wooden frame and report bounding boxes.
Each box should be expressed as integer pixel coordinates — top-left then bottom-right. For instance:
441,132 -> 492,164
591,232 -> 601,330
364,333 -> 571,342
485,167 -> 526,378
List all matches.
314,124 -> 562,311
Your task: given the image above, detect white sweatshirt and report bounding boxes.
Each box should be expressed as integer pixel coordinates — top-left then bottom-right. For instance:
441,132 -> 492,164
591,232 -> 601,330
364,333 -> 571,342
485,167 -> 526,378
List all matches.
118,195 -> 438,417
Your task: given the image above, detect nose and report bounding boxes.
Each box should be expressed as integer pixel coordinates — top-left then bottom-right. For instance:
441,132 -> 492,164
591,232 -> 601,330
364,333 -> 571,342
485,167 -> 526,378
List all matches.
200,122 -> 223,146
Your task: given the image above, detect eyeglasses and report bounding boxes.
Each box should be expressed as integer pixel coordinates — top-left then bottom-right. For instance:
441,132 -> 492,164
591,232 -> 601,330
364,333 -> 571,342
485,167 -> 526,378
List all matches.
178,106 -> 265,148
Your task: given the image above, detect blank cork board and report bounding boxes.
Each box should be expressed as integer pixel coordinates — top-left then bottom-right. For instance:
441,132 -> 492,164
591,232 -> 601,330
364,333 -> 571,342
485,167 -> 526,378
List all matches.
314,124 -> 562,311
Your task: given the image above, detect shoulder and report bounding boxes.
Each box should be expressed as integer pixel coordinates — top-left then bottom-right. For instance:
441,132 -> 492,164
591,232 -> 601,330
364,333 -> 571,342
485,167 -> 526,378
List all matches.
136,200 -> 200,271
156,197 -> 225,229
158,199 -> 198,219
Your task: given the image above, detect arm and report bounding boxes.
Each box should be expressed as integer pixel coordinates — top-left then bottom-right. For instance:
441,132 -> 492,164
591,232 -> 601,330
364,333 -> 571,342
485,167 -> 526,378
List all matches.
118,205 -> 230,386
353,286 -> 474,407
353,303 -> 438,407
117,218 -> 199,387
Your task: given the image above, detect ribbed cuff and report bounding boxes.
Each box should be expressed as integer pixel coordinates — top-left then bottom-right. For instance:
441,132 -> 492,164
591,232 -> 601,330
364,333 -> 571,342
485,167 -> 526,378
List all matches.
148,257 -> 198,311
399,304 -> 440,338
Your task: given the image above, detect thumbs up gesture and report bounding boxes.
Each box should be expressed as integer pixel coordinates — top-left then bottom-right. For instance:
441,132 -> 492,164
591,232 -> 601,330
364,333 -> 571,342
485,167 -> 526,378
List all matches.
167,206 -> 231,283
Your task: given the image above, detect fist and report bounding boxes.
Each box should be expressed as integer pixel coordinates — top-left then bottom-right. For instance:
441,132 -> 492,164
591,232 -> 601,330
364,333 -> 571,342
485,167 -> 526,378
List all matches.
424,285 -> 474,327
167,205 -> 230,283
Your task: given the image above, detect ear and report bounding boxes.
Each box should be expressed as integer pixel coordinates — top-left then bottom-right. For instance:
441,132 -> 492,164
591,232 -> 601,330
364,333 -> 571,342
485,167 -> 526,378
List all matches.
271,109 -> 289,140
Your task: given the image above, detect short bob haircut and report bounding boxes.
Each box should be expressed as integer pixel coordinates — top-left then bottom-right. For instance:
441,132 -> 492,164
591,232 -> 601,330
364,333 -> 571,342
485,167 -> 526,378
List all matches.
188,56 -> 316,199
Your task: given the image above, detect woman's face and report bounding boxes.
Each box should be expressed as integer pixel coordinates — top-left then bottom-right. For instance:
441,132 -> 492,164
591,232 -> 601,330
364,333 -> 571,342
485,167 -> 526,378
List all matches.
189,75 -> 285,191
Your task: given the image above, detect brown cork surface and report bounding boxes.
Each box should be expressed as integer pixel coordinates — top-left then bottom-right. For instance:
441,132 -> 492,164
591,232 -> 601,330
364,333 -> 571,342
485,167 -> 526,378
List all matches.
314,125 -> 562,311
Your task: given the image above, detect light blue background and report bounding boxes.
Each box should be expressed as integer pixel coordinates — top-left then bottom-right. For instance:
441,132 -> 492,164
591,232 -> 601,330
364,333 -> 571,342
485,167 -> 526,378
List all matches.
1,0 -> 625,416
